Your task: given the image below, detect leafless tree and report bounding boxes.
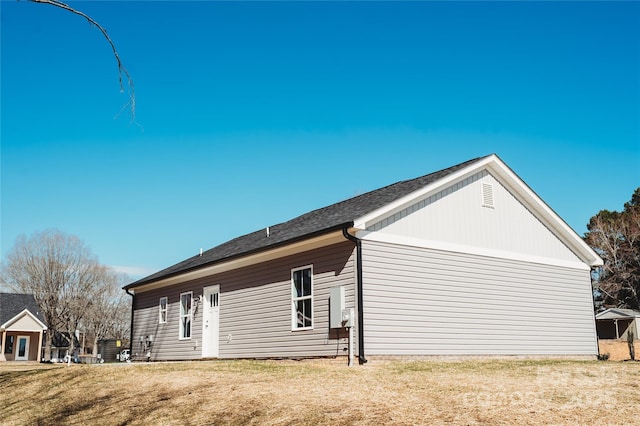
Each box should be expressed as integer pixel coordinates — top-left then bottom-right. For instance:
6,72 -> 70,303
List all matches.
82,269 -> 131,354
585,188 -> 640,310
26,0 -> 136,123
1,229 -> 130,361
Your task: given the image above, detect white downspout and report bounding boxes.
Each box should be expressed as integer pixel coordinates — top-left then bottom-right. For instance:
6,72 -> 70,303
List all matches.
0,331 -> 6,362
38,330 -> 44,362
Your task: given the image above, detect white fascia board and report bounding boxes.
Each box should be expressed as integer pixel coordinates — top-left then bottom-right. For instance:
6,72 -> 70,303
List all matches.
353,154 -> 603,268
484,157 -> 603,268
131,230 -> 347,293
354,155 -> 497,230
1,309 -> 47,331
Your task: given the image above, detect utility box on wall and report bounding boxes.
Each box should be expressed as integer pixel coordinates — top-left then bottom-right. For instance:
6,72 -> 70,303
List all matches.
330,286 -> 346,328
341,308 -> 354,328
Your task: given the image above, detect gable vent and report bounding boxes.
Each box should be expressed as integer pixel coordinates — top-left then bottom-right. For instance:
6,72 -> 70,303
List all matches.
482,183 -> 495,208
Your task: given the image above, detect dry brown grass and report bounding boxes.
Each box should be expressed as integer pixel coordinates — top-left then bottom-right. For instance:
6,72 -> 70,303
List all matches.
1,358 -> 639,425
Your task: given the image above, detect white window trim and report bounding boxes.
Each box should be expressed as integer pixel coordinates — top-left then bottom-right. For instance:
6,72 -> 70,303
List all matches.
291,265 -> 313,331
159,297 -> 168,324
16,335 -> 30,361
179,291 -> 193,340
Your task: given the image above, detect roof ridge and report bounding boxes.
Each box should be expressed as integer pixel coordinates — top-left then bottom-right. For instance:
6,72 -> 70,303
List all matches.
126,155 -> 491,288
277,155 -> 491,220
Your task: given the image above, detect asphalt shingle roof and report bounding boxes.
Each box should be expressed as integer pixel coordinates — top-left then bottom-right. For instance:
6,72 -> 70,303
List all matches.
127,155 -> 488,288
0,293 -> 46,326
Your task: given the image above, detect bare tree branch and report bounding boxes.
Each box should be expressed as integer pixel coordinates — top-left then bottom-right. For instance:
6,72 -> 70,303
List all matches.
1,230 -> 131,360
28,0 -> 137,125
585,188 -> 640,310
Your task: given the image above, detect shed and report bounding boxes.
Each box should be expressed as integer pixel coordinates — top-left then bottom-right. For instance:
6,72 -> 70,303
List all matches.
98,339 -> 125,363
595,308 -> 640,340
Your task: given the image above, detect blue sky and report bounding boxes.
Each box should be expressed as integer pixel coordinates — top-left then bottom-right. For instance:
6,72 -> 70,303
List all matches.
2,1 -> 639,281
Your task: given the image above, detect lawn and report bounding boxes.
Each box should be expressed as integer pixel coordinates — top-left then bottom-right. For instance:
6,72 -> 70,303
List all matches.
1,358 -> 638,425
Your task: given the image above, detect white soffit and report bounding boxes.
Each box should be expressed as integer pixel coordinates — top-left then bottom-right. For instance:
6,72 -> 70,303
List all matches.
354,154 -> 603,267
131,230 -> 347,293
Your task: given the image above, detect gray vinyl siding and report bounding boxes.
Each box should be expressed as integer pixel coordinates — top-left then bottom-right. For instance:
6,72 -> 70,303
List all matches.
131,241 -> 357,361
132,284 -> 203,361
361,239 -> 597,355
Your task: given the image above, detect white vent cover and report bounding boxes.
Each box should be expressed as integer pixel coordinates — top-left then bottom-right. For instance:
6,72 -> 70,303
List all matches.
482,183 -> 494,208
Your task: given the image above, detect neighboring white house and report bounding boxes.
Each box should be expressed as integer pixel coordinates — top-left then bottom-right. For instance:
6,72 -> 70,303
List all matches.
125,154 -> 603,363
0,293 -> 47,362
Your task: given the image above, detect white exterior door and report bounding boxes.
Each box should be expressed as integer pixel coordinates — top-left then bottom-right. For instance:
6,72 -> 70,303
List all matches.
16,336 -> 30,361
201,285 -> 220,358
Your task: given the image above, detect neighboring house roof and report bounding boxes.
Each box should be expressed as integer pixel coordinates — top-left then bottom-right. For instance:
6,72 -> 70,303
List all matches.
596,308 -> 640,320
0,292 -> 47,329
126,154 -> 603,290
51,331 -> 73,348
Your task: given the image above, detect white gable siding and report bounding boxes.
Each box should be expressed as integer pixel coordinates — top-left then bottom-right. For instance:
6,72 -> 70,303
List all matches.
366,171 -> 581,266
361,240 -> 597,355
6,313 -> 44,332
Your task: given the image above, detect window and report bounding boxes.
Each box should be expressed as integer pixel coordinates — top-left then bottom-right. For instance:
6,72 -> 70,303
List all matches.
291,266 -> 313,330
4,335 -> 14,354
179,292 -> 193,339
159,297 -> 168,324
210,292 -> 219,308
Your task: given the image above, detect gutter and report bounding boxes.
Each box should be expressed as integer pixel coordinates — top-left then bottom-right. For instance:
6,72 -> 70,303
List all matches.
125,222 -> 353,291
342,227 -> 368,365
126,289 -> 135,357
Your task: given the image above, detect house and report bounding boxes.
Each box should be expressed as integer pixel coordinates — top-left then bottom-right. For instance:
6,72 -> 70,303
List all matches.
49,331 -> 72,362
0,293 -> 47,362
595,308 -> 640,340
124,154 -> 603,363
49,331 -> 87,362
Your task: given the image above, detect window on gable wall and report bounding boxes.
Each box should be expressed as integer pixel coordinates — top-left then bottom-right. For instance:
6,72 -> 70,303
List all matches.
292,265 -> 313,330
159,297 -> 168,324
179,292 -> 192,339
